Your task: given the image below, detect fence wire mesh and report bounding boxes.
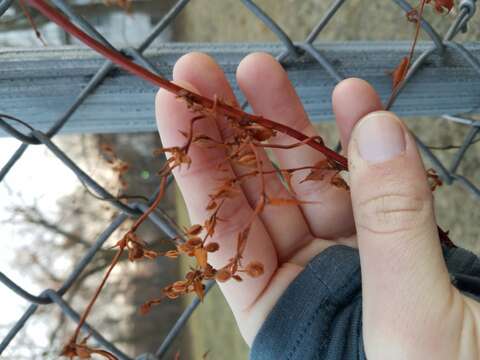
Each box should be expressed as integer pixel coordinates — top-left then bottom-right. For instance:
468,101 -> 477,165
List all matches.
0,0 -> 479,359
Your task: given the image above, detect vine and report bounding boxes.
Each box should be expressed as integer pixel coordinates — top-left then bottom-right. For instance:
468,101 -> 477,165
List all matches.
21,1 -> 456,358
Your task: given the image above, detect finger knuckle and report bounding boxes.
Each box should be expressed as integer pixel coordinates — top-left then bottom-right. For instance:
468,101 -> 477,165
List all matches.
356,192 -> 431,236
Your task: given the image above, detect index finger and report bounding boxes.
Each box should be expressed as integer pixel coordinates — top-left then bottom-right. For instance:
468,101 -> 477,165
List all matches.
155,58 -> 277,318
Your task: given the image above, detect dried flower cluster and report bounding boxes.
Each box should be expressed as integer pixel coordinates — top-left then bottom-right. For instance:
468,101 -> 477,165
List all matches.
390,0 -> 455,99
100,143 -> 130,189
20,0 -> 457,358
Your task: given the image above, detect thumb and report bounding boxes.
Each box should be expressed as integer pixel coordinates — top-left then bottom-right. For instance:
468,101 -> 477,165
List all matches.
348,111 -> 453,344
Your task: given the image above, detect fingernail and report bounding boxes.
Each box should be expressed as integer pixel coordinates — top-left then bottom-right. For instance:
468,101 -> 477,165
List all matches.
356,111 -> 406,163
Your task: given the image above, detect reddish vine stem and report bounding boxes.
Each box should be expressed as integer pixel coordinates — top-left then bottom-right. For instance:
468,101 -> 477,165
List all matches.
26,0 -> 348,171
130,176 -> 168,233
70,246 -> 124,345
407,0 -> 427,64
386,0 -> 427,109
67,175 -> 168,348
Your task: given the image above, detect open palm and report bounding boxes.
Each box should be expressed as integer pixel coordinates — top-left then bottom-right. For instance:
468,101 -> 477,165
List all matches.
156,52 -> 480,359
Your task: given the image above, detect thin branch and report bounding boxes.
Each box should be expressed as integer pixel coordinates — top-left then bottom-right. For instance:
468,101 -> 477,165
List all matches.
26,0 -> 348,171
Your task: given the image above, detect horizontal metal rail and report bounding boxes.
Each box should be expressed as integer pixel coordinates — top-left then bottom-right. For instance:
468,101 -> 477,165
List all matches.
1,41 -> 480,136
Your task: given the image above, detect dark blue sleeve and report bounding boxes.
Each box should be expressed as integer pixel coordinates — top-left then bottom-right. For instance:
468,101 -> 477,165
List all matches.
250,244 -> 480,360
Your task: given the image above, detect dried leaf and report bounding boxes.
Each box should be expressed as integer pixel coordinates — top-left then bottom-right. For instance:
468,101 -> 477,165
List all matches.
301,159 -> 335,183
216,268 -> 232,282
330,173 -> 350,191
209,180 -> 240,204
406,8 -> 420,22
193,280 -> 205,301
128,243 -> 144,261
206,200 -> 217,211
391,56 -> 409,90
154,146 -> 192,169
139,303 -> 152,315
427,168 -> 443,191
62,340 -> 119,360
427,0 -> 454,13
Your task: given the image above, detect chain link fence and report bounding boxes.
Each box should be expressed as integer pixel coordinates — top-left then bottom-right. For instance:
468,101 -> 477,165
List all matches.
0,0 -> 479,359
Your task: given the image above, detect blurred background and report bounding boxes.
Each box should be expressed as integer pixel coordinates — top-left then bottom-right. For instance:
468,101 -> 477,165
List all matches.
0,0 -> 478,359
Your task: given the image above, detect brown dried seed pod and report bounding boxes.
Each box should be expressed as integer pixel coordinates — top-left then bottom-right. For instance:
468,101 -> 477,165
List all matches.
129,246 -> 144,261
245,261 -> 264,278
204,242 -> 220,253
172,281 -> 188,292
216,268 -> 232,282
143,249 -> 159,260
165,291 -> 180,300
187,224 -> 203,236
185,271 -> 196,281
164,250 -> 179,258
206,200 -> 217,210
187,237 -> 203,247
249,126 -> 275,142
139,303 -> 151,315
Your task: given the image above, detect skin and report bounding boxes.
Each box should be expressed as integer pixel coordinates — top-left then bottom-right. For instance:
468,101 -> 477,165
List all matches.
155,52 -> 480,359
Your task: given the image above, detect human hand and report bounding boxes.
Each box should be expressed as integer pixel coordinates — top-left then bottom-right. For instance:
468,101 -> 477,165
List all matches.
155,52 -> 480,359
